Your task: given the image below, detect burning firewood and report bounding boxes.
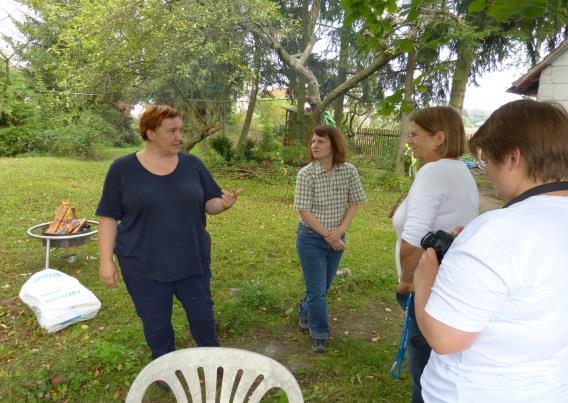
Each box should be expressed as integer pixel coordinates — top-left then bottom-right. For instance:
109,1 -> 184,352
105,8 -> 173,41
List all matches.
44,200 -> 88,235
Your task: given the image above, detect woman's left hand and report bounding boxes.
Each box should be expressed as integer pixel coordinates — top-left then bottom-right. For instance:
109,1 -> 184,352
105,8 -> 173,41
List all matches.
221,188 -> 244,210
324,229 -> 343,245
414,248 -> 440,292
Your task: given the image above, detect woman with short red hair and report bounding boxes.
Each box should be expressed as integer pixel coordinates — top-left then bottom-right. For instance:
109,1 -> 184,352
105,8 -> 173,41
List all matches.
96,105 -> 242,360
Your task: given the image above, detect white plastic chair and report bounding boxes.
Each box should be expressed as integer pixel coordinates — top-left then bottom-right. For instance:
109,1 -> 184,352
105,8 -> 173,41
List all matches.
125,347 -> 304,403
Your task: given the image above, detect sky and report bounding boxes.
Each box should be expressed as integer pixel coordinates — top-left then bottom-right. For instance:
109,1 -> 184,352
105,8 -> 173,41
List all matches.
1,0 -> 524,113
463,69 -> 523,111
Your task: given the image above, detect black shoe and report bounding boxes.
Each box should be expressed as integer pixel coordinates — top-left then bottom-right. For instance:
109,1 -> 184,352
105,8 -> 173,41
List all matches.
298,304 -> 309,330
311,338 -> 327,353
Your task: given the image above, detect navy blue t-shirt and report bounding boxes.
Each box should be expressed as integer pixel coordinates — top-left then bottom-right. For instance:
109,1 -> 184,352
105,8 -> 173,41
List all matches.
95,153 -> 222,281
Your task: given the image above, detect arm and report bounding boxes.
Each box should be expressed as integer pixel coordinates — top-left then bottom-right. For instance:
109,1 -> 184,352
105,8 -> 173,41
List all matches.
325,203 -> 359,244
98,216 -> 119,288
206,189 -> 244,215
299,210 -> 330,237
324,166 -> 365,245
396,239 -> 423,293
414,248 -> 479,354
299,210 -> 344,251
397,166 -> 441,292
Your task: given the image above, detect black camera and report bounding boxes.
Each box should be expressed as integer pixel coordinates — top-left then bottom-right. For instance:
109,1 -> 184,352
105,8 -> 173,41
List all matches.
420,230 -> 455,263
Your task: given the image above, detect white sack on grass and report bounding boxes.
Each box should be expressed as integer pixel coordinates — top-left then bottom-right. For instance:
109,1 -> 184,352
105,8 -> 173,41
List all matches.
19,269 -> 101,333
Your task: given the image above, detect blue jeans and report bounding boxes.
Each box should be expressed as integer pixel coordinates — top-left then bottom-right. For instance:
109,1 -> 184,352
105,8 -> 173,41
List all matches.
296,224 -> 344,340
396,292 -> 431,403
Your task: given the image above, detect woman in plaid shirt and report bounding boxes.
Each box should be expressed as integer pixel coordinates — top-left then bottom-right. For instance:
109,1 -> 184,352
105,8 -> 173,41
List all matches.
294,125 -> 366,353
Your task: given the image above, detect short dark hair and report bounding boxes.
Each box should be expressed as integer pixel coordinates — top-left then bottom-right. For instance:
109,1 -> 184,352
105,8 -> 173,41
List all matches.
310,125 -> 348,164
411,106 -> 466,158
469,99 -> 568,182
139,105 -> 181,141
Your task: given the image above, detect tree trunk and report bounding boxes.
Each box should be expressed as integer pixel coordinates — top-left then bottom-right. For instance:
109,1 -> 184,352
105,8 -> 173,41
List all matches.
449,40 -> 476,113
182,101 -> 221,151
296,76 -> 310,143
0,57 -> 11,116
334,21 -> 350,129
237,37 -> 263,150
237,68 -> 260,150
236,80 -> 259,150
311,106 -> 323,127
396,51 -> 415,175
298,0 -> 316,143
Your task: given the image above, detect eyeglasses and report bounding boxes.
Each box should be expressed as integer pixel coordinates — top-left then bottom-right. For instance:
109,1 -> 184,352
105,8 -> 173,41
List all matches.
477,158 -> 487,172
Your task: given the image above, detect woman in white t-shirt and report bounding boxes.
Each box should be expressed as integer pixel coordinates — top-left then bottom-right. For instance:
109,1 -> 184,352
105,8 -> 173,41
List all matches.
415,99 -> 568,402
392,106 -> 479,403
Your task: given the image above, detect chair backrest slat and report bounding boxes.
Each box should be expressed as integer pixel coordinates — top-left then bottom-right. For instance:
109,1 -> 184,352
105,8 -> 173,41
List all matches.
179,366 -> 202,403
233,371 -> 258,402
248,378 -> 277,403
222,366 -> 240,402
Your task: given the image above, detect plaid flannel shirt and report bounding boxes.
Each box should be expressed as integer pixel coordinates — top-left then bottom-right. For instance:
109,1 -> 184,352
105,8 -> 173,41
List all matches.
294,160 -> 366,230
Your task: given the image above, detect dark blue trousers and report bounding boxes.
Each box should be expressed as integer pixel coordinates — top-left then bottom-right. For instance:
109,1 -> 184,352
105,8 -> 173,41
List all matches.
396,292 -> 432,403
123,269 -> 219,359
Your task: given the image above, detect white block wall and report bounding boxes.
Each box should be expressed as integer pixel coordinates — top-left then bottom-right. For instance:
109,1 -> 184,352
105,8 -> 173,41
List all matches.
538,50 -> 568,112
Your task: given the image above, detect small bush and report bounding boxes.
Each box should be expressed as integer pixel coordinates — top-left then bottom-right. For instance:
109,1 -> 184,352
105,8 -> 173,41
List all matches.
44,111 -> 112,159
375,152 -> 397,171
256,130 -> 280,158
237,138 -> 256,162
0,125 -> 45,156
97,109 -> 139,146
278,140 -> 307,167
209,135 -> 235,162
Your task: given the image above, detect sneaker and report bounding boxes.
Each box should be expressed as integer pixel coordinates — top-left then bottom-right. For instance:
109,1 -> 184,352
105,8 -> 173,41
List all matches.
311,338 -> 327,353
298,304 -> 309,330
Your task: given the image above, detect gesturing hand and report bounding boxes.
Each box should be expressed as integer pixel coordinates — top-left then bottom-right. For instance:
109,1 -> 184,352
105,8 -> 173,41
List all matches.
221,188 -> 244,210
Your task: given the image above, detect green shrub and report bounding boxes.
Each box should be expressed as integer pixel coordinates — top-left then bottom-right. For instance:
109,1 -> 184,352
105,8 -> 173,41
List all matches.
97,108 -> 139,146
43,111 -> 112,159
0,68 -> 47,156
237,138 -> 256,162
253,129 -> 282,161
0,126 -> 44,156
278,140 -> 307,167
209,135 -> 235,161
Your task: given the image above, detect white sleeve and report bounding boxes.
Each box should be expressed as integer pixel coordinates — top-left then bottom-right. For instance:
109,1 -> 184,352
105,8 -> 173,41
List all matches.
401,165 -> 444,247
425,224 -> 510,332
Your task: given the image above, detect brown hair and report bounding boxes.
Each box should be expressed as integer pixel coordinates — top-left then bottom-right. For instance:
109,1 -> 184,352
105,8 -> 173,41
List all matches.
138,105 -> 181,141
411,106 -> 466,158
469,99 -> 568,182
310,125 -> 348,165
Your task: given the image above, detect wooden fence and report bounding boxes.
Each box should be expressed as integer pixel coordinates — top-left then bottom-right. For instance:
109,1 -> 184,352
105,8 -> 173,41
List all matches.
352,127 -> 401,157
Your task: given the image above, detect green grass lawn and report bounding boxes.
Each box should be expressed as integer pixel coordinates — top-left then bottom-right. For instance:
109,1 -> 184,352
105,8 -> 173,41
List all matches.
0,147 -> 412,402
